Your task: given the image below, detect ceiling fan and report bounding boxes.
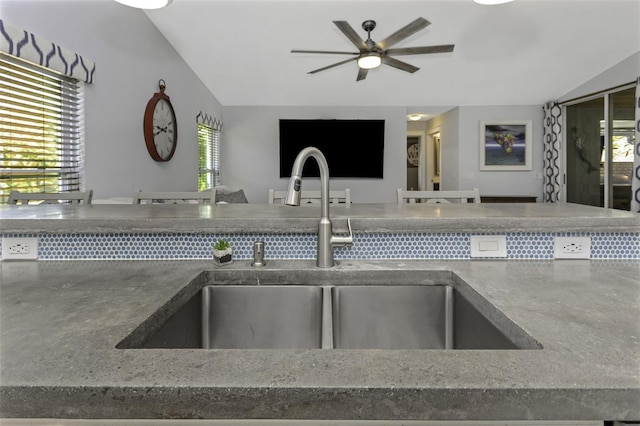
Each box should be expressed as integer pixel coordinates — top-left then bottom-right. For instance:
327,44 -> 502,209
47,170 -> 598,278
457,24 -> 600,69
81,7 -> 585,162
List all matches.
291,17 -> 454,81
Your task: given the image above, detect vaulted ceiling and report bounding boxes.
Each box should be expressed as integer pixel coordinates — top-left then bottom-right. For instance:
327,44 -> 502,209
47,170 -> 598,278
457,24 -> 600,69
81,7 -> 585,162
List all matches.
144,0 -> 640,108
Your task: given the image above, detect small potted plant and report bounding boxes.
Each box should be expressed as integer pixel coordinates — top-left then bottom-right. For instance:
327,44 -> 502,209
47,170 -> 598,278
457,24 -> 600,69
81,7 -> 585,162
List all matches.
213,239 -> 233,266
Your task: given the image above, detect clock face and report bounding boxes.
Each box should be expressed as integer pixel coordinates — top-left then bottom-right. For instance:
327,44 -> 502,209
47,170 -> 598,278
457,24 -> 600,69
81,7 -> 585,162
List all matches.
152,98 -> 176,160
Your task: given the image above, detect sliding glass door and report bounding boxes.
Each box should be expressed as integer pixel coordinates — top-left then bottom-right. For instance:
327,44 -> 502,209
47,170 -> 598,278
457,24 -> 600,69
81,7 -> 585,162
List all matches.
607,89 -> 635,210
565,97 -> 603,207
564,86 -> 635,210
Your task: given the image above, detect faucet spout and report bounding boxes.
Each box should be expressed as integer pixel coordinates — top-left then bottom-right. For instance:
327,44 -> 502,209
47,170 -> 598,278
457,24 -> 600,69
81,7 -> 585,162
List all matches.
285,147 -> 352,267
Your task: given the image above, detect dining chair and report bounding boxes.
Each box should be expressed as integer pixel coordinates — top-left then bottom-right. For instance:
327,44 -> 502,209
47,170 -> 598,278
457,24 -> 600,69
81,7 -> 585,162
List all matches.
268,188 -> 351,205
132,190 -> 215,204
8,190 -> 93,205
397,188 -> 481,204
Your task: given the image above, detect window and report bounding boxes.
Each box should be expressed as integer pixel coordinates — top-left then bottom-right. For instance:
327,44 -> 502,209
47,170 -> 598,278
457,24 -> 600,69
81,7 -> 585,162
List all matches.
0,53 -> 85,203
198,121 -> 220,191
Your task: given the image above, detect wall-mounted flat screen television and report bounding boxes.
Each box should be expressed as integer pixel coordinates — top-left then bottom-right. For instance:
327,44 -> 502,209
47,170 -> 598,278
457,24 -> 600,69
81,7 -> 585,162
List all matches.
279,119 -> 385,178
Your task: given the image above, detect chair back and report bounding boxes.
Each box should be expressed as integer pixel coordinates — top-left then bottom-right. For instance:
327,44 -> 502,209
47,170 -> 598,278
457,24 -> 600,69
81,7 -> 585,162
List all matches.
132,190 -> 214,204
268,188 -> 351,205
397,188 -> 481,204
8,190 -> 93,205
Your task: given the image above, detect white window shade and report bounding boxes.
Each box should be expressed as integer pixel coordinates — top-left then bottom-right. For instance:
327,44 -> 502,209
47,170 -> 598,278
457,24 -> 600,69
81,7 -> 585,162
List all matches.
0,53 -> 85,203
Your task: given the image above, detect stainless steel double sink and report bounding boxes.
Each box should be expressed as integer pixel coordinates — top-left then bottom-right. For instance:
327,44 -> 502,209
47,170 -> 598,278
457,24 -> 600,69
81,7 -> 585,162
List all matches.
117,269 -> 541,350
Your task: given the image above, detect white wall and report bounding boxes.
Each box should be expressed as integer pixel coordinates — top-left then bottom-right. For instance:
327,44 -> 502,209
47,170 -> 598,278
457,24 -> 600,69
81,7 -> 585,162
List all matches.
422,106 -> 544,199
558,51 -> 640,102
222,106 -> 407,203
2,0 -> 223,199
457,105 -> 544,198
221,104 -> 544,203
426,108 -> 460,191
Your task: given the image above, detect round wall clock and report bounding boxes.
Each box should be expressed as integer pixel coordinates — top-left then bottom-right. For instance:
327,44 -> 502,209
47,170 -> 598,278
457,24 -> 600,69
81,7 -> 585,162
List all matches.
143,79 -> 177,161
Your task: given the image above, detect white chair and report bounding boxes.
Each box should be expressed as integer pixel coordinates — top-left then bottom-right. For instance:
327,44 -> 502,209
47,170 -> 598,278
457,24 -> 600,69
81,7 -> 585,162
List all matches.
397,188 -> 481,204
268,188 -> 351,205
8,190 -> 93,205
132,190 -> 214,204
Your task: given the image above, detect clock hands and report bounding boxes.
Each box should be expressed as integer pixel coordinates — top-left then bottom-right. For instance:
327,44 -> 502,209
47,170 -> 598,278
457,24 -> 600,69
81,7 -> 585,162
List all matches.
153,122 -> 173,136
154,125 -> 169,136
154,122 -> 174,159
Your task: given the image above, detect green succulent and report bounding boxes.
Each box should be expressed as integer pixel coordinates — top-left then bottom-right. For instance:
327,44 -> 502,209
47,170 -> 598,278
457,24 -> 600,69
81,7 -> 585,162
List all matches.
214,239 -> 230,251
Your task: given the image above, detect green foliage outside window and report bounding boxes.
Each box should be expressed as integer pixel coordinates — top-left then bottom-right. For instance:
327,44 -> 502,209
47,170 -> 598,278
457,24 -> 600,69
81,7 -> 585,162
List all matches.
198,122 -> 219,191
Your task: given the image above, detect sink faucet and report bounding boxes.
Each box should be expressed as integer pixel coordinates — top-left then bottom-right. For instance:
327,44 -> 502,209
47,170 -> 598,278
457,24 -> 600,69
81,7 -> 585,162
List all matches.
285,147 -> 353,268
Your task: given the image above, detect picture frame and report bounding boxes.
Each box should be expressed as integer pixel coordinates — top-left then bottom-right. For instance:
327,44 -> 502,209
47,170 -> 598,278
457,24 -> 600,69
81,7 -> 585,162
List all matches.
479,120 -> 532,171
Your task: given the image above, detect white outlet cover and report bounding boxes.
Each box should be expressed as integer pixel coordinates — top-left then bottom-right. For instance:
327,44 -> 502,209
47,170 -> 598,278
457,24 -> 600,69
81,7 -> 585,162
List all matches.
554,236 -> 591,259
470,235 -> 507,258
1,237 -> 39,260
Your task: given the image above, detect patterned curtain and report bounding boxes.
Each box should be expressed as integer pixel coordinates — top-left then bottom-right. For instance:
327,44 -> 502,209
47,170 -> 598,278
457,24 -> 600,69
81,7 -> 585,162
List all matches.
632,77 -> 640,213
543,102 -> 562,203
0,19 -> 95,84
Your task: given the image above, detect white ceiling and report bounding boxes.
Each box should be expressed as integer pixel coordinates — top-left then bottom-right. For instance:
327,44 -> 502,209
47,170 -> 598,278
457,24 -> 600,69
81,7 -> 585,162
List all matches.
144,0 -> 640,109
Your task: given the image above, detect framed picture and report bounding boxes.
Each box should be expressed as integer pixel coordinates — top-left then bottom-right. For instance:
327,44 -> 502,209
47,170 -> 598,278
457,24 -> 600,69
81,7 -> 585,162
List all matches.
479,120 -> 532,171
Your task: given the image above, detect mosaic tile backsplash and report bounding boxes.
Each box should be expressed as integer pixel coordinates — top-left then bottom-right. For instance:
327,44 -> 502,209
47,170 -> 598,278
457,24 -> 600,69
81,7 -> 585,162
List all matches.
1,232 -> 639,260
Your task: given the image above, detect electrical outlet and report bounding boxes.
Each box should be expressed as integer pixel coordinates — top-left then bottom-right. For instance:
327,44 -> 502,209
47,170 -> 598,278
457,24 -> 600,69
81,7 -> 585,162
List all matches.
2,237 -> 39,260
554,236 -> 591,259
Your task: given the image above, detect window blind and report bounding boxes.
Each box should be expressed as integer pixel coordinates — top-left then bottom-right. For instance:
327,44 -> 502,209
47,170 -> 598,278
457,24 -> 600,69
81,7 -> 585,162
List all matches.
0,53 -> 85,203
198,122 -> 220,191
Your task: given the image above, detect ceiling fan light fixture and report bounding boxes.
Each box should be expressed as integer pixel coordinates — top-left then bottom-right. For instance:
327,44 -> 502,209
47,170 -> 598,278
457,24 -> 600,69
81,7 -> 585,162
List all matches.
472,0 -> 513,4
357,53 -> 382,70
294,17 -> 454,81
114,0 -> 172,9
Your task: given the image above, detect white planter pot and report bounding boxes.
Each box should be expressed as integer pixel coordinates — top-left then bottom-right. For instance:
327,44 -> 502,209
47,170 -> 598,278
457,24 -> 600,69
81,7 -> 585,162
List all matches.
213,247 -> 233,265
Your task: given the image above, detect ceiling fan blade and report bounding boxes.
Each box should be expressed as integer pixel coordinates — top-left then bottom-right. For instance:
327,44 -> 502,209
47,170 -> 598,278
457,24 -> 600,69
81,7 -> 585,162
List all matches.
307,57 -> 358,74
377,17 -> 431,50
333,20 -> 368,50
386,44 -> 455,56
356,68 -> 368,81
291,49 -> 359,55
381,56 -> 419,73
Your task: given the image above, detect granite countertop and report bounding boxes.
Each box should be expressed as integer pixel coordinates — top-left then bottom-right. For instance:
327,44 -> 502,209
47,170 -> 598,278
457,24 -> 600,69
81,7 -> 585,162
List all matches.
1,202 -> 639,234
1,259 -> 639,420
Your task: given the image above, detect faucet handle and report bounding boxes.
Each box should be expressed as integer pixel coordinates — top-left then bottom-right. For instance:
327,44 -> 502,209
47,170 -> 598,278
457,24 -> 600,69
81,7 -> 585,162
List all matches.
331,217 -> 353,247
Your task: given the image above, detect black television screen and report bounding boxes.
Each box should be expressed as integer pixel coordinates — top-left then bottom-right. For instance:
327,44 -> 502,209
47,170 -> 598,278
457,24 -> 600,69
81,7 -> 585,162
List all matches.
279,119 -> 384,178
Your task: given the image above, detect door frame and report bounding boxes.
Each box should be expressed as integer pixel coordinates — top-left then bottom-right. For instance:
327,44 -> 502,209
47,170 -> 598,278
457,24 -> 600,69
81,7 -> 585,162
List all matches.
427,127 -> 441,190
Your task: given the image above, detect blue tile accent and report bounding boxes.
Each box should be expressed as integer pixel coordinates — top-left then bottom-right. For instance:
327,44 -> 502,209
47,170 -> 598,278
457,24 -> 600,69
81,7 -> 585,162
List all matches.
506,232 -> 555,259
1,232 -> 639,260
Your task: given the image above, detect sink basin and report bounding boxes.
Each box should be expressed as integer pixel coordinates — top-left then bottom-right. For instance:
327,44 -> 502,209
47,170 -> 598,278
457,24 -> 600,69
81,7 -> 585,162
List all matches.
124,285 -> 323,349
202,286 -> 323,349
117,270 -> 541,350
332,285 -> 520,349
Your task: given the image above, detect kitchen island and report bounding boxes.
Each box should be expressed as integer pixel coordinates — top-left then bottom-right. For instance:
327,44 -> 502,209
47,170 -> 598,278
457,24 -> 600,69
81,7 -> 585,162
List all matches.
1,202 -> 638,234
0,203 -> 639,421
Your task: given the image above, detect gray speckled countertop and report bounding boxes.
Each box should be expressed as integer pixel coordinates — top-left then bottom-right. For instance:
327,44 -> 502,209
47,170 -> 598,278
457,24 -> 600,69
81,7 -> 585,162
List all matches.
1,259 -> 639,420
1,202 -> 639,233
